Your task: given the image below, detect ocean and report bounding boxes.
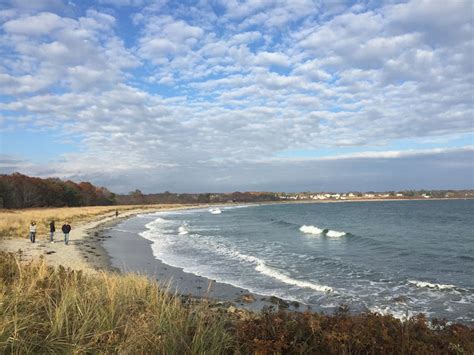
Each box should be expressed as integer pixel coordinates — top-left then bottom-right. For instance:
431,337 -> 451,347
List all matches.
112,200 -> 474,324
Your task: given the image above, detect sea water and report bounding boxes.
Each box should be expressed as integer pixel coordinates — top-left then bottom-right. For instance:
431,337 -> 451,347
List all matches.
114,200 -> 474,324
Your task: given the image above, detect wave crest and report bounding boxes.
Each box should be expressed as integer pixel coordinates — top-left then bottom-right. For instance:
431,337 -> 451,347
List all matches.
214,247 -> 333,293
326,230 -> 346,238
299,225 -> 346,237
299,225 -> 326,235
255,262 -> 333,292
178,225 -> 189,235
408,280 -> 456,291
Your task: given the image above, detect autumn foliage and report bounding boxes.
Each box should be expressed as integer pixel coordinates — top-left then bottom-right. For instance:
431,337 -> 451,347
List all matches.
0,173 -> 280,209
233,307 -> 474,354
0,173 -> 115,208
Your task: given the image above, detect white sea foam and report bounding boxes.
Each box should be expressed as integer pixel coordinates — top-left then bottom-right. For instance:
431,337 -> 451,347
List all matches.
144,217 -> 169,230
369,306 -> 415,321
326,230 -> 346,238
201,241 -> 333,293
299,225 -> 346,237
408,280 -> 457,291
142,217 -> 333,294
178,225 -> 189,235
299,225 -> 325,235
255,262 -> 333,292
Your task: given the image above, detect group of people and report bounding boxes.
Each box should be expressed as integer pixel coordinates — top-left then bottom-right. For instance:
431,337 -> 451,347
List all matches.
29,221 -> 72,245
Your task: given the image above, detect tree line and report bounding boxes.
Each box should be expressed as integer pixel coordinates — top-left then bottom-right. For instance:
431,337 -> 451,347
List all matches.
0,173 -> 279,209
0,173 -> 116,209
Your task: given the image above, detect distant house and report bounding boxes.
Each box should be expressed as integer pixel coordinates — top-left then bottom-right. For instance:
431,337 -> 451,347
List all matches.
395,193 -> 404,197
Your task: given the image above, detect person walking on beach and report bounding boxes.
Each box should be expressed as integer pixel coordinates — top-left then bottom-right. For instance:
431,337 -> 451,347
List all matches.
49,220 -> 55,243
115,210 -> 119,218
29,221 -> 37,243
62,222 -> 71,245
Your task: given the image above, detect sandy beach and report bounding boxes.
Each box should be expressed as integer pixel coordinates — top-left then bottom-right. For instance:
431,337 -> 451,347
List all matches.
0,208 -> 156,272
0,206 -> 211,273
0,204 -> 292,310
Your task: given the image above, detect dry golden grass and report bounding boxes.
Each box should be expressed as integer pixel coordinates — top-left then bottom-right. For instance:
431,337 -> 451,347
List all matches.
0,205 -> 183,239
0,252 -> 233,353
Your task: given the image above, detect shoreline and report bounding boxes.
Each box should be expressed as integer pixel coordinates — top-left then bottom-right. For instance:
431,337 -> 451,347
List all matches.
1,199 -> 471,317
0,203 -> 303,311
97,216 -> 287,311
0,205 -> 211,273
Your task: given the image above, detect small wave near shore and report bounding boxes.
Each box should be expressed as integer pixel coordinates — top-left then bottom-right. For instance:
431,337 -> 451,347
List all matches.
408,280 -> 459,291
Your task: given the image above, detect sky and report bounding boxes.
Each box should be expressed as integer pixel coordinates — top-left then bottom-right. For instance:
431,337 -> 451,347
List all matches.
0,0 -> 473,193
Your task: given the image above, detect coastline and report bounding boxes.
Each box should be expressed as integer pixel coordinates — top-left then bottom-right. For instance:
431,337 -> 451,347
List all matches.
1,198 -> 469,314
0,203 -> 299,311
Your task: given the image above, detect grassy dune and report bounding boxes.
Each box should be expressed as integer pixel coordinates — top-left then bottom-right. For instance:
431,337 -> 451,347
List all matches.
0,252 -> 472,354
0,205 -> 182,239
0,252 -> 232,353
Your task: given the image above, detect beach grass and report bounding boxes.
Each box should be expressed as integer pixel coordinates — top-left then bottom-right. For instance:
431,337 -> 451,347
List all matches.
0,252 -> 232,354
0,205 -> 181,240
0,252 -> 472,354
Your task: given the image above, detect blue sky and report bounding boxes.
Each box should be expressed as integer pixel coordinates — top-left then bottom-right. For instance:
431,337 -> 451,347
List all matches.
0,0 -> 473,192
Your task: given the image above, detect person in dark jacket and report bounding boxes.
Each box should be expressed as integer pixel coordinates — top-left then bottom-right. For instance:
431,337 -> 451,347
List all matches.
62,222 -> 71,245
49,220 -> 55,243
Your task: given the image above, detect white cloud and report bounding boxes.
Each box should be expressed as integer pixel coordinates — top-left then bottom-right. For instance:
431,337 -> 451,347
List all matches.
1,0 -> 473,191
254,51 -> 291,67
3,12 -> 68,36
0,8 -> 138,94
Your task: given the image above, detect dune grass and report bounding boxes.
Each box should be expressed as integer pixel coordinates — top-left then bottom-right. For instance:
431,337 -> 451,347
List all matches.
0,252 -> 233,353
0,252 -> 472,354
0,205 -> 184,240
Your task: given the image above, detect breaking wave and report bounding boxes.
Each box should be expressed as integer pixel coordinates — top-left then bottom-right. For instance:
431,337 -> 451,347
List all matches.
209,208 -> 222,214
408,280 -> 457,291
299,225 -> 346,237
326,230 -> 346,238
178,224 -> 189,235
142,216 -> 333,294
299,225 -> 326,235
255,262 -> 333,292
224,249 -> 333,293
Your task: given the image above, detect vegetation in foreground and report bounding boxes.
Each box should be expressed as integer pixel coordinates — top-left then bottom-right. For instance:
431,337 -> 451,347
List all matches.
0,252 -> 472,354
0,205 -> 175,239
